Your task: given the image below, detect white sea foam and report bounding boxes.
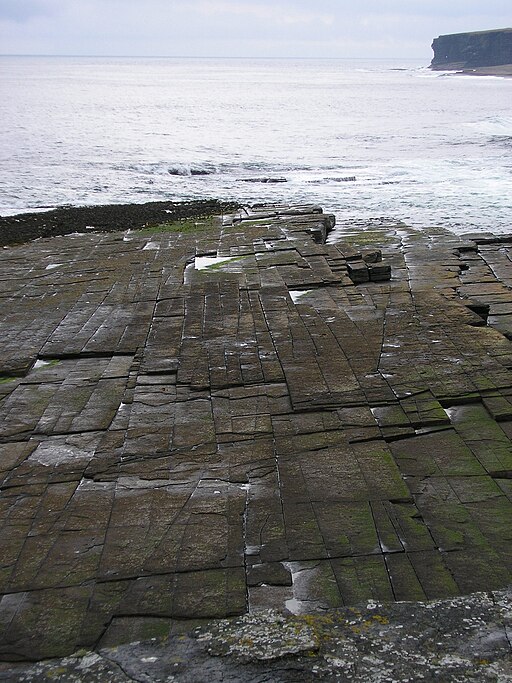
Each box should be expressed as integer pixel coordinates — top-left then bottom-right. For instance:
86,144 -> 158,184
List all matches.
466,115 -> 512,137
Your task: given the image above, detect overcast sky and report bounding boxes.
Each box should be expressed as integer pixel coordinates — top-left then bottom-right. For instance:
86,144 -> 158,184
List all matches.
0,0 -> 510,59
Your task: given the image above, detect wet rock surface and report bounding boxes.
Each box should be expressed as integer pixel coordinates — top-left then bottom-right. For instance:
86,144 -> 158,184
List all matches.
1,205 -> 512,677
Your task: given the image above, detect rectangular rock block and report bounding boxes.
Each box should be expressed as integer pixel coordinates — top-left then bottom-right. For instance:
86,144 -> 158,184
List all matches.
347,260 -> 370,284
369,263 -> 391,281
384,553 -> 427,601
331,554 -> 394,604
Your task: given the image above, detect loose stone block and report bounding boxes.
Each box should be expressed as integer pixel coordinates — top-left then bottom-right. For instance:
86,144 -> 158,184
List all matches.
362,248 -> 382,264
347,260 -> 370,284
247,562 -> 292,587
368,264 -> 391,281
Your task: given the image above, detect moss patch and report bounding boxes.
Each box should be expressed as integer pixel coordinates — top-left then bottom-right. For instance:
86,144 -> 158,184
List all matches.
135,216 -> 220,236
202,255 -> 249,270
33,359 -> 61,371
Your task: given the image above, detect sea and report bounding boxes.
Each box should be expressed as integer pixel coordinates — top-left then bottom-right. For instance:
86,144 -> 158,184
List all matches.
1,56 -> 512,235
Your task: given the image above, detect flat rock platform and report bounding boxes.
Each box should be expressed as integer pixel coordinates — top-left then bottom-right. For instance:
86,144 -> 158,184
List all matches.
0,205 -> 512,679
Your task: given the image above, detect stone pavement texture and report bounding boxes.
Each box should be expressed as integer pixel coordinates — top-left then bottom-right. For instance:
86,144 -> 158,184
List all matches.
0,205 -> 512,677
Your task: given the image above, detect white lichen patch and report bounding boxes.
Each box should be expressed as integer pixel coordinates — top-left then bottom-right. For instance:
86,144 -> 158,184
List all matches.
76,653 -> 104,669
28,442 -> 93,466
198,610 -> 318,661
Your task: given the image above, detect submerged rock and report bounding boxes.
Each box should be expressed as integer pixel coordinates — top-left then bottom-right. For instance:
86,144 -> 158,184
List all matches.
168,165 -> 215,176
238,177 -> 288,184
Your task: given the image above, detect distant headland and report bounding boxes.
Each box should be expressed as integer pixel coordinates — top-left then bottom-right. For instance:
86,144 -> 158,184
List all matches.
430,27 -> 512,76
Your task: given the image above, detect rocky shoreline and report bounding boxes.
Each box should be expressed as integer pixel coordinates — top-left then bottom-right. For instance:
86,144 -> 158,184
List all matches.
448,64 -> 512,77
0,199 -> 239,247
464,65 -> 512,76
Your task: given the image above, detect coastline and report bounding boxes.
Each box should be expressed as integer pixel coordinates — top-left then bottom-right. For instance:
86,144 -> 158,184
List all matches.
0,199 -> 239,248
430,63 -> 512,76
462,64 -> 512,76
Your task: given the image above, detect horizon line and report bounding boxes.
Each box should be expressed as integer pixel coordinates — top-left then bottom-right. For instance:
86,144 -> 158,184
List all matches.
0,53 -> 428,61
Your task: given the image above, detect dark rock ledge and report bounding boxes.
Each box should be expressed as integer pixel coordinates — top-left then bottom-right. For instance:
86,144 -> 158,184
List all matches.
0,204 -> 512,679
0,199 -> 239,247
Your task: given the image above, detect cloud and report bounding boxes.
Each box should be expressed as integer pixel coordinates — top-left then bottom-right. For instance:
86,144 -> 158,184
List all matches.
197,1 -> 334,27
0,0 -> 510,57
0,0 -> 56,23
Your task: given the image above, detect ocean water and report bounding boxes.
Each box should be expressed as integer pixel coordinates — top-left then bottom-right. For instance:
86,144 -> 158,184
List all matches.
1,56 -> 512,234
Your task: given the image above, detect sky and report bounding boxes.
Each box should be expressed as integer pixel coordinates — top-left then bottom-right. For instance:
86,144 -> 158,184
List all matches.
0,0 -> 510,59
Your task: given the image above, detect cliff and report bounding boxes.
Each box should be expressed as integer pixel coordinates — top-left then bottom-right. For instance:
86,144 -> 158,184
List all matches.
431,28 -> 512,70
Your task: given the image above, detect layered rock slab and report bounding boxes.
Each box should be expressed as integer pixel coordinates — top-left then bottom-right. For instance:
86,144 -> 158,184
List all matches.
0,207 -> 512,662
